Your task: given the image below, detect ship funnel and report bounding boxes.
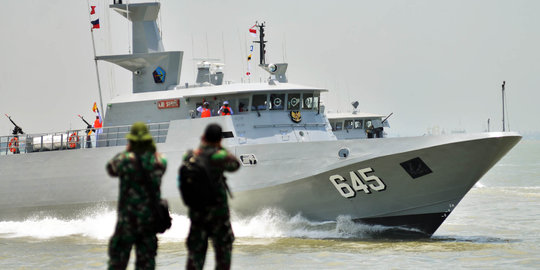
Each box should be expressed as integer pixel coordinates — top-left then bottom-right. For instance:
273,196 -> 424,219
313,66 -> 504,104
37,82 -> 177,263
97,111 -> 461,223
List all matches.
96,2 -> 183,93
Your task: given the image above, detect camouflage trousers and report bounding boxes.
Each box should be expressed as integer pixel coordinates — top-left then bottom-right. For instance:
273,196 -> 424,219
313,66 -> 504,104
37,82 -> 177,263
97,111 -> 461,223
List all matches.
108,222 -> 158,270
186,208 -> 235,270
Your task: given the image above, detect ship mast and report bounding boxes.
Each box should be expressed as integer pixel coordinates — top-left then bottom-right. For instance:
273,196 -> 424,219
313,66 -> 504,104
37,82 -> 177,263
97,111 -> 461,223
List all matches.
253,22 -> 267,66
251,22 -> 289,83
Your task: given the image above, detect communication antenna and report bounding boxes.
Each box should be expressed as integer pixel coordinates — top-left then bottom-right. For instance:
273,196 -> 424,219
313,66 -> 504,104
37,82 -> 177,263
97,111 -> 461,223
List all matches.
157,0 -> 163,39
126,1 -> 131,54
282,33 -> 287,63
501,81 -> 506,132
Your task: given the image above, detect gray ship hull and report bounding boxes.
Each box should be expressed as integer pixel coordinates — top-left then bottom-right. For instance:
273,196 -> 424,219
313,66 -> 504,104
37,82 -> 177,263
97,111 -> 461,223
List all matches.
0,129 -> 520,236
229,132 -> 520,236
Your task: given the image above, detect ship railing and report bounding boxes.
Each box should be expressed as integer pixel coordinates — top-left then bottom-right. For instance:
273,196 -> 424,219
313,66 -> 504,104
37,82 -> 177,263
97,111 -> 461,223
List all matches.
0,122 -> 169,155
96,122 -> 169,147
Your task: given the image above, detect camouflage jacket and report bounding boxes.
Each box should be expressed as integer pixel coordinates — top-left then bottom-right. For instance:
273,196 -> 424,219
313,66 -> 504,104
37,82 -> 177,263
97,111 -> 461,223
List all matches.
107,151 -> 167,230
180,143 -> 240,216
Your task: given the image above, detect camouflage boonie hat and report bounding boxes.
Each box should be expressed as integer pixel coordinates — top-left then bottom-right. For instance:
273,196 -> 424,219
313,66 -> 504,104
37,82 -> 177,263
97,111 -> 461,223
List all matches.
126,122 -> 153,142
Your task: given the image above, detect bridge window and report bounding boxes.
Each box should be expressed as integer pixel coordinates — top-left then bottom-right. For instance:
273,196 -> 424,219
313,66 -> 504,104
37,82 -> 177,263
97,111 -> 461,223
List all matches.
344,120 -> 354,130
313,94 -> 320,111
269,93 -> 285,110
302,93 -> 314,109
238,98 -> 249,113
335,121 -> 343,131
251,94 -> 268,111
354,120 -> 363,129
287,93 -> 301,110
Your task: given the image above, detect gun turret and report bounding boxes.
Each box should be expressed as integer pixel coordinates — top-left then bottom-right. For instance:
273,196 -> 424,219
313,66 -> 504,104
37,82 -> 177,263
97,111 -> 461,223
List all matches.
381,112 -> 393,124
5,114 -> 24,135
78,115 -> 95,135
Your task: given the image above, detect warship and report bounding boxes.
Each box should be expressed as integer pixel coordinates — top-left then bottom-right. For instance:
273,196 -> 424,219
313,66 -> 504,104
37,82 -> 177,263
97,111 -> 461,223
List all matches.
0,2 -> 520,237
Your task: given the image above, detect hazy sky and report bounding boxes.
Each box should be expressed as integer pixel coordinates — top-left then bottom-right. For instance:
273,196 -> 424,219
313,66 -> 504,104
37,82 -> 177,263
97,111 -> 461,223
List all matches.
1,0 -> 539,137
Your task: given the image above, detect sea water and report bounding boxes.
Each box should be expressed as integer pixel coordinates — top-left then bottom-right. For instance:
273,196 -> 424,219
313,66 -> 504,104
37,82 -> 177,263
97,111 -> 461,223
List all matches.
1,140 -> 539,269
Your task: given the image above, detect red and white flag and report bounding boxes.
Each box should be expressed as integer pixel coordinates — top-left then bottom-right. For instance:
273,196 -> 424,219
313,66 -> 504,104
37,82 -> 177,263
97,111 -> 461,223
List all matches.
249,25 -> 257,37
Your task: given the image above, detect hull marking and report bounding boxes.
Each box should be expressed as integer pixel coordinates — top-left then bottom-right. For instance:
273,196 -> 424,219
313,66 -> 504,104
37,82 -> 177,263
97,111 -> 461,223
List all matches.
329,167 -> 387,198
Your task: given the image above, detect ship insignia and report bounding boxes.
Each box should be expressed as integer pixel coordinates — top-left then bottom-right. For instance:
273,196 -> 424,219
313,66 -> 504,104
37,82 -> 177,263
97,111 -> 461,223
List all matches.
152,66 -> 166,83
290,111 -> 302,123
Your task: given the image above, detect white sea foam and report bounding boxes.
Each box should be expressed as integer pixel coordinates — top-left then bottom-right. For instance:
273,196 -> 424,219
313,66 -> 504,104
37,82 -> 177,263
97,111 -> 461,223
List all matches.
474,181 -> 486,188
0,210 -> 116,240
0,207 -> 396,241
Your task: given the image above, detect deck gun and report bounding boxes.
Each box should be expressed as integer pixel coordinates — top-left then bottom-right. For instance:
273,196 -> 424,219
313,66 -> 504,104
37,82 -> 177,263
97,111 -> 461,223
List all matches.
5,114 -> 24,135
381,112 -> 393,125
78,115 -> 95,135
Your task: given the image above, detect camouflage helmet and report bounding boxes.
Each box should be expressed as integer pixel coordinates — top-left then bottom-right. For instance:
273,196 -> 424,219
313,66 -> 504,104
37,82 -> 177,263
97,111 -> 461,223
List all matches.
126,122 -> 153,142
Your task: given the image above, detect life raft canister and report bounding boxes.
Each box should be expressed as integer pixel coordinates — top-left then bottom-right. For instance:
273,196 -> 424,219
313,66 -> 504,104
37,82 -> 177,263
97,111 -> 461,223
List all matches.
8,137 -> 18,153
68,132 -> 79,149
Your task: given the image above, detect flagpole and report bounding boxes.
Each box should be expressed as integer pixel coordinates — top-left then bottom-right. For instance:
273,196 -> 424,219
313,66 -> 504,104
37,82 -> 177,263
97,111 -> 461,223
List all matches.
90,29 -> 105,115
86,0 -> 105,116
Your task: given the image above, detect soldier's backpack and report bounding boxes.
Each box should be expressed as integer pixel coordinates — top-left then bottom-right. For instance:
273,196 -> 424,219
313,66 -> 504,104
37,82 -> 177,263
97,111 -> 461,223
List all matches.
179,150 -> 222,209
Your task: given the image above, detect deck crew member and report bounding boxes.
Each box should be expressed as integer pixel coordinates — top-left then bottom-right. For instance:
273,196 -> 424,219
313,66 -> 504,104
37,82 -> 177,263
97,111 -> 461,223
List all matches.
93,114 -> 103,146
366,121 -> 374,139
217,101 -> 233,116
196,101 -> 212,118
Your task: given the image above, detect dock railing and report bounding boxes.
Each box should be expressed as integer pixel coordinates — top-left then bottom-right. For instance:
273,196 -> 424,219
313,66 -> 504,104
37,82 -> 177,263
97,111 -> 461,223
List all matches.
0,122 -> 169,155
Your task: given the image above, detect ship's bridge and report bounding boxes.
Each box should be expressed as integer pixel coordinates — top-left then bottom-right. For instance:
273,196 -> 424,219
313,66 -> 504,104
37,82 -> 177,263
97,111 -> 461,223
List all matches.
101,82 -> 333,146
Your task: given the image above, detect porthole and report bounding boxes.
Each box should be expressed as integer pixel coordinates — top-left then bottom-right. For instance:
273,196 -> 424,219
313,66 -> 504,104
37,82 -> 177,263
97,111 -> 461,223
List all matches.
338,148 -> 350,158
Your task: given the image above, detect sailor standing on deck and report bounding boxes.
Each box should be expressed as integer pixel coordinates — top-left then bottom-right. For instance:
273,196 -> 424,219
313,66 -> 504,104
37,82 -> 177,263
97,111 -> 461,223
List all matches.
92,102 -> 103,147
217,101 -> 233,116
196,101 -> 212,118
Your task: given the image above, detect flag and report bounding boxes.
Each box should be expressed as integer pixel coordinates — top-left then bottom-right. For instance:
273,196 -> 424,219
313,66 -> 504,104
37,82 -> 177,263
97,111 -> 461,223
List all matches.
249,25 -> 257,37
92,102 -> 98,113
90,3 -> 100,29
91,19 -> 100,29
247,54 -> 252,61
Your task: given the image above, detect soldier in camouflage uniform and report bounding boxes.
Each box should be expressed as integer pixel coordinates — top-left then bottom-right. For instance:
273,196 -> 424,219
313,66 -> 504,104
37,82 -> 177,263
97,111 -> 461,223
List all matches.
181,123 -> 240,270
106,122 -> 167,270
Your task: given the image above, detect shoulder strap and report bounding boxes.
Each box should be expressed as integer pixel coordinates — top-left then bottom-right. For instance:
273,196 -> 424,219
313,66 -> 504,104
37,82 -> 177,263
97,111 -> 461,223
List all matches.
192,148 -> 233,199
